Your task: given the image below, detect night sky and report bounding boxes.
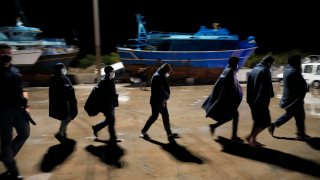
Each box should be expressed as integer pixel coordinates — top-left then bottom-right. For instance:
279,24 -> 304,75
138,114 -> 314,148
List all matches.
1,0 -> 320,57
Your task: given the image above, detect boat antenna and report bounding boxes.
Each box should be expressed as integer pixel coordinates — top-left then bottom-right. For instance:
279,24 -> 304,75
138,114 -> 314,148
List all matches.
13,0 -> 30,26
136,14 -> 148,40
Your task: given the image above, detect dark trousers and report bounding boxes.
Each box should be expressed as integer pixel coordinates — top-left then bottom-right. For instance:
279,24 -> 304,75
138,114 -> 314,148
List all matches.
141,103 -> 172,135
0,108 -> 30,173
213,110 -> 239,137
93,108 -> 117,140
273,104 -> 305,134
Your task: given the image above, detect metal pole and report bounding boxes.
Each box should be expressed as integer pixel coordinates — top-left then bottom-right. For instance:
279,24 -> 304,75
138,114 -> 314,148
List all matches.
93,0 -> 102,81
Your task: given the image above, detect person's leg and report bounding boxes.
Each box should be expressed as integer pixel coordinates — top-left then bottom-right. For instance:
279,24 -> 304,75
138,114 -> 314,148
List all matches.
269,108 -> 294,136
250,126 -> 264,146
55,119 -> 70,142
141,104 -> 160,134
246,107 -> 257,144
208,119 -> 230,136
231,110 -> 243,142
58,119 -> 71,136
159,105 -> 173,136
294,105 -> 309,138
0,109 -> 20,176
232,110 -> 239,137
104,109 -> 117,141
247,107 -> 265,147
12,109 -> 30,157
92,116 -> 109,137
273,110 -> 294,127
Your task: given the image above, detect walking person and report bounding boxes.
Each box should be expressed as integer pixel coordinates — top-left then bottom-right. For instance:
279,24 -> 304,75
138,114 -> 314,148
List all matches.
91,65 -> 121,143
246,55 -> 275,147
140,63 -> 179,141
202,56 -> 243,142
268,55 -> 310,140
0,43 -> 30,179
49,63 -> 78,143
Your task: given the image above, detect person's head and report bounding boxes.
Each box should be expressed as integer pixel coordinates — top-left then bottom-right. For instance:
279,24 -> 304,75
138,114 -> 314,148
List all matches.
104,65 -> 115,79
261,55 -> 275,68
288,55 -> 302,69
54,63 -> 67,75
159,63 -> 172,77
228,56 -> 240,69
0,44 -> 13,68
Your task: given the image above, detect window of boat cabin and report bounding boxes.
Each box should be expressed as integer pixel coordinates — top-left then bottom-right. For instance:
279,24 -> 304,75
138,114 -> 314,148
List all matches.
168,40 -> 239,51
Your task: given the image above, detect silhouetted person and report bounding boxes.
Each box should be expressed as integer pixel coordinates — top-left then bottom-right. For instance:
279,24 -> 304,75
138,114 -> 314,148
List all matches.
246,55 -> 275,147
202,56 -> 243,142
140,63 -> 179,141
49,63 -> 78,143
268,55 -> 310,140
0,43 -> 30,179
91,66 -> 121,143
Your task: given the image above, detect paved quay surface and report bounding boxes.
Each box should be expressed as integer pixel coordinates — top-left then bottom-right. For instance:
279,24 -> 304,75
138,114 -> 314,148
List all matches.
1,83 -> 320,180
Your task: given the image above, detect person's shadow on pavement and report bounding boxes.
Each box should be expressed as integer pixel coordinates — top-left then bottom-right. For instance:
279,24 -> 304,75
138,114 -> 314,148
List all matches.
305,137 -> 320,150
273,136 -> 320,151
143,138 -> 205,164
215,136 -> 320,178
85,142 -> 125,168
39,139 -> 76,172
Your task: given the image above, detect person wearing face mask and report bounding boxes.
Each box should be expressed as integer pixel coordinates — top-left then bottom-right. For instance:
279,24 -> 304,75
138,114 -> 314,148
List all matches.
0,44 -> 30,179
49,63 -> 78,143
201,56 -> 243,142
140,63 -> 179,142
91,65 -> 120,143
268,55 -> 310,140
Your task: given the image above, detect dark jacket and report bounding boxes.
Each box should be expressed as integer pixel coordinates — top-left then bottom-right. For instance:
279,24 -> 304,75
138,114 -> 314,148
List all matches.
0,66 -> 24,108
49,74 -> 77,120
202,65 -> 242,121
150,67 -> 170,105
280,65 -> 308,111
246,62 -> 274,108
97,76 -> 119,112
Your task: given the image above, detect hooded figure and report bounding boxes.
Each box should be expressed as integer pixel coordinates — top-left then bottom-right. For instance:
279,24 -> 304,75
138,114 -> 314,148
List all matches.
201,57 -> 243,141
202,56 -> 242,121
49,63 -> 77,142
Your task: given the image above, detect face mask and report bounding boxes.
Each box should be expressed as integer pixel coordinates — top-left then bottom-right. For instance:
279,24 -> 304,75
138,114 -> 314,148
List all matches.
61,68 -> 67,75
165,73 -> 170,77
109,72 -> 115,79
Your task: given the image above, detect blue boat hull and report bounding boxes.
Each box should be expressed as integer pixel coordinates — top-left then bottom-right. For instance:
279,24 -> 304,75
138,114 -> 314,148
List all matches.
117,47 -> 257,84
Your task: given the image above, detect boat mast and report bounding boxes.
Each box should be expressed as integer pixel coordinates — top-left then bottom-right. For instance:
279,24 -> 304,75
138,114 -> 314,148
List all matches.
136,14 -> 148,40
13,0 -> 30,26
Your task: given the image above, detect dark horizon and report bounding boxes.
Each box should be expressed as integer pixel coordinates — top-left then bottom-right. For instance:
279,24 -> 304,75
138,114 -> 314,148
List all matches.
1,0 -> 320,57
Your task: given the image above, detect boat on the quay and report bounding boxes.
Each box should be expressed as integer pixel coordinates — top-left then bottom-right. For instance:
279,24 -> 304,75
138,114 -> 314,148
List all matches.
0,19 -> 79,73
117,14 -> 257,84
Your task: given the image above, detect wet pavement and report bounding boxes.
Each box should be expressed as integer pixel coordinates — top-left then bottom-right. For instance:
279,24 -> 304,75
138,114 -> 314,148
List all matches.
1,83 -> 320,180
